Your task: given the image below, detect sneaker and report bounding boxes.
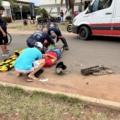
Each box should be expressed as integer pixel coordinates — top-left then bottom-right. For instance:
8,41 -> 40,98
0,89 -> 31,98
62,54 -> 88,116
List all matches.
2,53 -> 10,57
5,50 -> 10,54
2,53 -> 6,57
63,45 -> 69,50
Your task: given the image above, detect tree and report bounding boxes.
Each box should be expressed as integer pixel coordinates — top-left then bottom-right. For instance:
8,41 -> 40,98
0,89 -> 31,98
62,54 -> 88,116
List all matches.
60,0 -> 75,16
37,7 -> 48,17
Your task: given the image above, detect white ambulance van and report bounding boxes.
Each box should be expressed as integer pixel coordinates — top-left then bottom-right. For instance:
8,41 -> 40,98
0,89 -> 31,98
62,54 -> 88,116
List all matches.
72,0 -> 120,40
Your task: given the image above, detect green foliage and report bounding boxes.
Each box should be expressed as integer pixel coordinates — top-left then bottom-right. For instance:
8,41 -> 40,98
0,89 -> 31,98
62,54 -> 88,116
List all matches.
12,3 -> 30,14
37,8 -> 49,23
0,85 -> 118,120
37,16 -> 56,23
2,16 -> 12,23
37,7 -> 48,17
22,5 -> 30,13
65,15 -> 72,21
12,4 -> 19,13
37,17 -> 47,23
37,7 -> 42,15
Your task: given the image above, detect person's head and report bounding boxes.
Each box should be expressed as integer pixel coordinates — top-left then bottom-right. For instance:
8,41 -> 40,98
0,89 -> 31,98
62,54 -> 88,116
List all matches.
43,27 -> 48,32
0,6 -> 5,15
50,31 -> 57,39
34,42 -> 43,51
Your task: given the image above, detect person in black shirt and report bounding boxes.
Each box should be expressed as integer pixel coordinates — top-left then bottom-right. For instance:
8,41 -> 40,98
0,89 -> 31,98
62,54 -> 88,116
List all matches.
0,6 -> 9,57
47,22 -> 69,50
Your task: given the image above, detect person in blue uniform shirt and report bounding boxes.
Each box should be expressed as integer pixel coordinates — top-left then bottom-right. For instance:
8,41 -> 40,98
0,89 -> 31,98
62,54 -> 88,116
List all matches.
47,22 -> 69,50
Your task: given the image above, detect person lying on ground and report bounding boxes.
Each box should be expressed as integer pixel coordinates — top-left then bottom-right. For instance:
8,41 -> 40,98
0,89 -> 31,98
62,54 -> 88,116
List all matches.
26,30 -> 55,49
34,45 -> 64,67
14,42 -> 44,80
46,21 -> 69,50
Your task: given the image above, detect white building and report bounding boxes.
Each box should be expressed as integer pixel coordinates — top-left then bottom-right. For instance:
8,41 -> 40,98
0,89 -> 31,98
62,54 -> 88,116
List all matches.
39,0 -> 92,19
17,0 -> 29,2
1,1 -> 11,17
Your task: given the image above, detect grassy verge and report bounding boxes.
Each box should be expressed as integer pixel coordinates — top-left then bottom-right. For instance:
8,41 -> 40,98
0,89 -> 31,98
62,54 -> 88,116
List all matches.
58,23 -> 68,31
7,22 -> 67,31
0,85 -> 120,120
8,24 -> 37,30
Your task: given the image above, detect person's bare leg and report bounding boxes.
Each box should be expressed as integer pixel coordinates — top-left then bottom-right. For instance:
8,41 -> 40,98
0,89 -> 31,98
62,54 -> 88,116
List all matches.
28,59 -> 45,80
15,71 -> 22,77
1,45 -> 7,53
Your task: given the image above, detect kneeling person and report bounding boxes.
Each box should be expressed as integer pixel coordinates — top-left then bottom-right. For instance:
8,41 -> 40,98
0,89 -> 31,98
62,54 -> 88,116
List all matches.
14,42 -> 45,80
47,22 -> 69,50
26,31 -> 55,48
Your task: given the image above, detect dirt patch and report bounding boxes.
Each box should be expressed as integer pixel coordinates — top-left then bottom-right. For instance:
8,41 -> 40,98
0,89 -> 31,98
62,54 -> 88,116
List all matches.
1,68 -> 120,103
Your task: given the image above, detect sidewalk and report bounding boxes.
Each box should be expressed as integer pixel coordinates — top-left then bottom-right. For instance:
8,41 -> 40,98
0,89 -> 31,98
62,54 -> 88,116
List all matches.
1,23 -> 120,109
1,68 -> 120,108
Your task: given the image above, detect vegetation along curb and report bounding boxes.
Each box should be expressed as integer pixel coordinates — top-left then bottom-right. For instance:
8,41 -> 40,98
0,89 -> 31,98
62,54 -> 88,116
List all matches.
0,81 -> 120,111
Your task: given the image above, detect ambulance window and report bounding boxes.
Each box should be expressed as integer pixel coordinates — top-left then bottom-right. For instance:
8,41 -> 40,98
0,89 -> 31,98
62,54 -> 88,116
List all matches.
92,0 -> 100,12
100,0 -> 112,9
92,0 -> 112,12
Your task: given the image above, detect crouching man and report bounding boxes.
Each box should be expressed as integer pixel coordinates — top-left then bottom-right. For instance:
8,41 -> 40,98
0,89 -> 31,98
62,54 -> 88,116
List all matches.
14,42 -> 45,81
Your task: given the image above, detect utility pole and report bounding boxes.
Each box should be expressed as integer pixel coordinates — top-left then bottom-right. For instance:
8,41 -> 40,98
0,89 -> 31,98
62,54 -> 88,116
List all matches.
19,3 -> 23,20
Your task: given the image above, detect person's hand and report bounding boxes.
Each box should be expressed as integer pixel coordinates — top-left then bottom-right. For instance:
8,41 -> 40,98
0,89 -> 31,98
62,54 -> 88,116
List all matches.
43,54 -> 48,58
2,32 -> 6,37
55,42 -> 59,46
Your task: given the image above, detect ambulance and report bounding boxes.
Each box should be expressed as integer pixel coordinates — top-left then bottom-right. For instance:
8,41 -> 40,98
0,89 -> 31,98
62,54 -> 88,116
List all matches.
72,0 -> 120,40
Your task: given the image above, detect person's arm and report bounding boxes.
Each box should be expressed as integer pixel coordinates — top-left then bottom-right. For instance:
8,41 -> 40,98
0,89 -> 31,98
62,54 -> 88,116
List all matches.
47,34 -> 55,45
56,36 -> 59,43
0,26 -> 6,37
54,23 -> 59,29
45,53 -> 57,63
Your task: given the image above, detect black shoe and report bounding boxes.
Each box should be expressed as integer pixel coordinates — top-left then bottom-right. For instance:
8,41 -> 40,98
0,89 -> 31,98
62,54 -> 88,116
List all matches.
63,45 -> 69,50
34,69 -> 44,78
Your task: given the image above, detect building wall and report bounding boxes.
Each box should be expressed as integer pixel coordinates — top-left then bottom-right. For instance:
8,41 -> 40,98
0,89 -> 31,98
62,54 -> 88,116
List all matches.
17,0 -> 29,2
39,0 -> 92,19
39,0 -> 71,19
1,1 -> 12,17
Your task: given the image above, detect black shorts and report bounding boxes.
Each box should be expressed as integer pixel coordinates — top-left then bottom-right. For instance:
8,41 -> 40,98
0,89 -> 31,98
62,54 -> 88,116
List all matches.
0,32 -> 8,45
48,28 -> 62,37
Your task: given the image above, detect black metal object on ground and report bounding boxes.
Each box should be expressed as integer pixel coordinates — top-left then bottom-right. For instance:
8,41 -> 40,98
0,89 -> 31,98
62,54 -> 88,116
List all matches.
81,65 -> 111,76
34,69 -> 44,78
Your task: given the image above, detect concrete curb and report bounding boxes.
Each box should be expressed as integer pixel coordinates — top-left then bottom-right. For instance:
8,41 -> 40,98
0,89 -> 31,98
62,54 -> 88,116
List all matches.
0,81 -> 120,110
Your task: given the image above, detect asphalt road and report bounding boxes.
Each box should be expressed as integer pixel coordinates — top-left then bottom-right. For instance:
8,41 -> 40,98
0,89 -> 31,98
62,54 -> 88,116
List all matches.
1,30 -> 120,74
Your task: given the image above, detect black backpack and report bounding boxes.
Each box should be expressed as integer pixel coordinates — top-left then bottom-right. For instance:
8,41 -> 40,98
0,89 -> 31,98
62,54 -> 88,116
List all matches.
26,32 -> 42,47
